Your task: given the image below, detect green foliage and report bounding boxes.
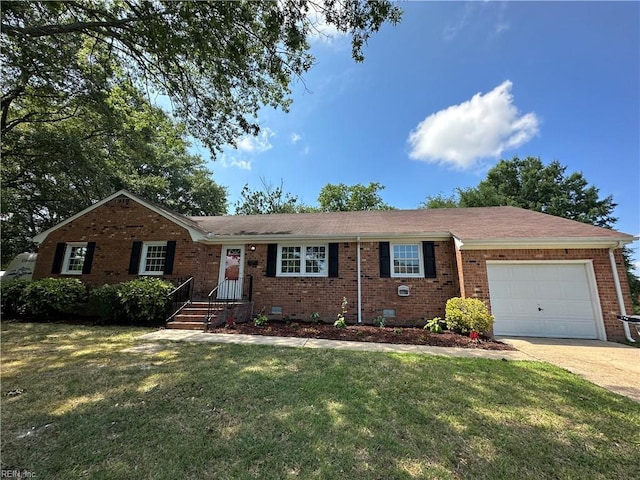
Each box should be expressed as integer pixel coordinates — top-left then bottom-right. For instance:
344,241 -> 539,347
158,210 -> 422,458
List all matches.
422,156 -> 634,312
5,322 -> 640,480
424,317 -> 444,334
318,182 -> 393,212
89,284 -> 122,324
21,278 -> 87,317
445,297 -> 494,335
116,278 -> 173,325
373,316 -> 386,328
254,313 -> 269,327
0,279 -> 30,317
1,79 -> 227,264
2,1 -> 400,148
425,157 -> 617,229
310,312 -> 321,324
420,193 -> 459,209
235,178 -> 307,215
333,317 -> 347,329
622,248 -> 640,314
334,297 -> 348,328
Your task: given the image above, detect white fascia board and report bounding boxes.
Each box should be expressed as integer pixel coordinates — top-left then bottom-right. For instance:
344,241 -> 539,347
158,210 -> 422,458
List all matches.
198,232 -> 453,244
454,236 -> 634,250
31,190 -> 205,244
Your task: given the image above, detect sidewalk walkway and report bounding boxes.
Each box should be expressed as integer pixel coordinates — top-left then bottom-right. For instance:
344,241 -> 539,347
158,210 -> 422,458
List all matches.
138,329 -> 532,360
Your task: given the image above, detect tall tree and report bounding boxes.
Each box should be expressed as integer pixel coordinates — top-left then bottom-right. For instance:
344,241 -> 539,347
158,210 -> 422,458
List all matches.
234,178 -> 305,215
1,0 -> 400,264
1,1 -> 401,153
421,156 -> 638,309
317,182 -> 392,212
1,79 -> 227,264
422,157 -> 616,228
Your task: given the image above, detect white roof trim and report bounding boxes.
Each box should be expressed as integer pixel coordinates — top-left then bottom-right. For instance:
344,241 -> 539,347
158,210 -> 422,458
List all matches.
197,232 -> 453,244
31,190 -> 206,244
454,236 -> 633,250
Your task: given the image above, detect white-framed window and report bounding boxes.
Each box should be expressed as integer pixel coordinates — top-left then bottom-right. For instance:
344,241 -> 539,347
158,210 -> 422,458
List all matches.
391,244 -> 423,278
62,242 -> 88,275
277,244 -> 328,277
139,242 -> 167,275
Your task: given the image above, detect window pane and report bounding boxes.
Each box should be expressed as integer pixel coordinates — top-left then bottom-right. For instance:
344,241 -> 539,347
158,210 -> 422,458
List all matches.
392,245 -> 420,275
280,246 -> 301,273
305,246 -> 326,274
145,245 -> 167,272
67,246 -> 87,272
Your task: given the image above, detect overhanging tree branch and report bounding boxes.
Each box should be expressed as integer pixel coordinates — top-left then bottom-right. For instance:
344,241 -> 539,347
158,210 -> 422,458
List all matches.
1,17 -> 140,38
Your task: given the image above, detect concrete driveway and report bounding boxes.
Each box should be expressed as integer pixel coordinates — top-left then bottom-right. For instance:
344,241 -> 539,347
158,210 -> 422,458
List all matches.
497,337 -> 640,402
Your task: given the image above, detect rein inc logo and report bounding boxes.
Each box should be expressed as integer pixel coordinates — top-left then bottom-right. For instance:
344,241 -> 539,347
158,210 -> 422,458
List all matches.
1,471 -> 36,478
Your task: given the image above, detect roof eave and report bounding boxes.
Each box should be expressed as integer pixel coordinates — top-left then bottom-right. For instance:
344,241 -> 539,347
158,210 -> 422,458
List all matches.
454,236 -> 635,250
198,231 -> 453,244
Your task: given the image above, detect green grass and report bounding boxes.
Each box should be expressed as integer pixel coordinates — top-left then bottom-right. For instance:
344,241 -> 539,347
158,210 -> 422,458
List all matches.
2,322 -> 639,480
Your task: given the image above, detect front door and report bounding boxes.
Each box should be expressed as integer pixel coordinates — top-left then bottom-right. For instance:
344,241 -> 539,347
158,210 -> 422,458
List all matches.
217,246 -> 245,300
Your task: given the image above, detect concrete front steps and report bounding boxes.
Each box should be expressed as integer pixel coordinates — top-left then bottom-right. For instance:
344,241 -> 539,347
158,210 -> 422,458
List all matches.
166,301 -> 253,330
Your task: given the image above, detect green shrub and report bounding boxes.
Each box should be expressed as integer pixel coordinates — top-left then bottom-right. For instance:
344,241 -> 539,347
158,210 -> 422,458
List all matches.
90,283 -> 122,324
334,297 -> 348,328
116,278 -> 173,325
21,278 -> 87,317
445,297 -> 494,334
254,313 -> 269,327
424,316 -> 444,333
310,312 -> 320,324
333,317 -> 347,329
373,316 -> 386,328
1,279 -> 31,317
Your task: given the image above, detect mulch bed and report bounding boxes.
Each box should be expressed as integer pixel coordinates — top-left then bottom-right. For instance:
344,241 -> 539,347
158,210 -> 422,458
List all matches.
209,320 -> 515,351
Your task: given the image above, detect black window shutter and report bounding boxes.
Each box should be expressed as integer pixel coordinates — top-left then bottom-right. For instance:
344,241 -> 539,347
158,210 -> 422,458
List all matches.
328,243 -> 339,277
163,241 -> 176,274
266,244 -> 277,277
51,243 -> 66,274
82,242 -> 96,274
128,241 -> 143,274
379,242 -> 391,278
423,241 -> 436,278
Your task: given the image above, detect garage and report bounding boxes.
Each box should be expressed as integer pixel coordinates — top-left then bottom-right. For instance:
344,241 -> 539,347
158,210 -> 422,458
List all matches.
487,261 -> 604,339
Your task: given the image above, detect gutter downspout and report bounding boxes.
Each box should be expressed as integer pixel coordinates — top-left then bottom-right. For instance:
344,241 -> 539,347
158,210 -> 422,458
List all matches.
609,247 -> 635,342
357,236 -> 362,324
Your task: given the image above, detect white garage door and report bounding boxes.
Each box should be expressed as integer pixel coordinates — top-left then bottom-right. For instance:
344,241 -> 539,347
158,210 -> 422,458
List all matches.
487,262 -> 602,339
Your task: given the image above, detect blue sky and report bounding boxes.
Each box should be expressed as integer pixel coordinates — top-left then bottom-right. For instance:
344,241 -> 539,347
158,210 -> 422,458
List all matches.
196,2 -> 639,263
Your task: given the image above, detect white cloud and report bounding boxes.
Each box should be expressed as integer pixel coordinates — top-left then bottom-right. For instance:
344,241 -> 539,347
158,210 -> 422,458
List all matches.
444,2 -> 510,41
290,133 -> 302,144
220,127 -> 276,170
220,154 -> 252,171
443,3 -> 474,41
407,80 -> 539,170
236,128 -> 274,154
305,3 -> 347,44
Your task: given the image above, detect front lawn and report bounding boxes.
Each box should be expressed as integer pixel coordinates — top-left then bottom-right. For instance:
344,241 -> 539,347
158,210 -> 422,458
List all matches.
2,322 -> 639,479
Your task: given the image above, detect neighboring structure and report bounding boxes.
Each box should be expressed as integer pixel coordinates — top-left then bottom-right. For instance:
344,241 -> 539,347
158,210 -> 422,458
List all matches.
1,252 -> 37,281
31,190 -> 637,342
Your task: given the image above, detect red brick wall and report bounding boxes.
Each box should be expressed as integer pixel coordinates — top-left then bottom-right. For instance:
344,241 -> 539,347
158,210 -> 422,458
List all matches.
359,241 -> 459,326
33,197 -> 220,298
247,240 -> 460,326
34,197 -> 636,340
454,248 -> 637,341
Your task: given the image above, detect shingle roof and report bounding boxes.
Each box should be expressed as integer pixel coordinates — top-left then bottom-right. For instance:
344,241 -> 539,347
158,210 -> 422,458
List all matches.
30,190 -> 634,246
188,206 -> 633,243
